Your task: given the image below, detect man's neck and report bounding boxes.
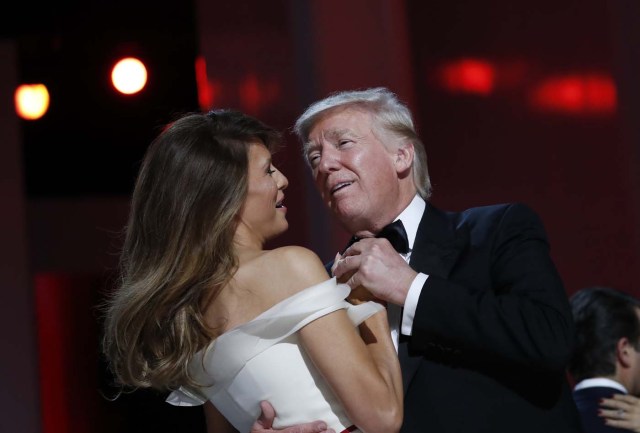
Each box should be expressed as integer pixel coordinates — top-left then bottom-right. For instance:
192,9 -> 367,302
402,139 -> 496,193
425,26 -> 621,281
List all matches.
352,195 -> 417,238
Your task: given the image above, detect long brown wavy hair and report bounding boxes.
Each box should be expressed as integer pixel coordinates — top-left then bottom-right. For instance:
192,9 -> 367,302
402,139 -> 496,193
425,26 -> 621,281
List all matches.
102,110 -> 281,391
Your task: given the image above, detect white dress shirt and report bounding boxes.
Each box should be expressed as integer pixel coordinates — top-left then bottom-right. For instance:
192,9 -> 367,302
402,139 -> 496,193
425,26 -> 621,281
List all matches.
387,194 -> 428,351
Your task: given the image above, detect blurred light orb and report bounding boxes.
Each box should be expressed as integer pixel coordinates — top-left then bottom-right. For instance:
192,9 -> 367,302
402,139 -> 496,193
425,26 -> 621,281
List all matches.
15,84 -> 50,120
111,57 -> 148,95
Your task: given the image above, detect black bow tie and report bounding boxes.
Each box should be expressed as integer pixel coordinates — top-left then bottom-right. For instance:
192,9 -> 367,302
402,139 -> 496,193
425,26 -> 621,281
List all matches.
345,219 -> 410,254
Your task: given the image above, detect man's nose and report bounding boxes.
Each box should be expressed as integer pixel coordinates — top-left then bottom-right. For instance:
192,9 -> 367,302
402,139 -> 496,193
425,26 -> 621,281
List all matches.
317,147 -> 341,173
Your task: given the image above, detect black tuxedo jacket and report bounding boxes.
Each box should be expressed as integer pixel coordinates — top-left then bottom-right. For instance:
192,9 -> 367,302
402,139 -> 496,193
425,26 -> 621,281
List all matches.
344,202 -> 582,432
573,387 -> 631,433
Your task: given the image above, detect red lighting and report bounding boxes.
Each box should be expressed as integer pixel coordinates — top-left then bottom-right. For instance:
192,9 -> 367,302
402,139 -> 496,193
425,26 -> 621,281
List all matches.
438,58 -> 496,96
530,74 -> 616,115
238,73 -> 280,114
239,73 -> 261,114
35,273 -> 102,433
195,56 -> 221,111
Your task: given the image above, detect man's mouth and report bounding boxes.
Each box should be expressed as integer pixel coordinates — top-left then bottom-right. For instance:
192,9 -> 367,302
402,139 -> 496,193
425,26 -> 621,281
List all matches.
330,182 -> 353,195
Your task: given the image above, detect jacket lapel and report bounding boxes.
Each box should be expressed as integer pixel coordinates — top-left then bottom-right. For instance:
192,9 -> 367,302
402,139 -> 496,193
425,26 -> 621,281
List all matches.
400,203 -> 468,394
410,202 -> 468,279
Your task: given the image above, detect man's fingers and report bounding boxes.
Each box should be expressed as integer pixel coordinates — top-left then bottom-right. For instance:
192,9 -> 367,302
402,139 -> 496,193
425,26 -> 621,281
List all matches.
346,271 -> 362,290
314,422 -> 334,433
253,402 -> 334,433
256,401 -> 276,428
330,252 -> 342,276
282,421 -> 333,433
303,421 -> 332,433
333,255 -> 360,278
333,256 -> 345,277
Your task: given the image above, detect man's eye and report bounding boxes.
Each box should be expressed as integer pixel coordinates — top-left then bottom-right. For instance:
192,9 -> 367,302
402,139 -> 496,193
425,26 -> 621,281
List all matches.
338,140 -> 351,146
267,168 -> 276,175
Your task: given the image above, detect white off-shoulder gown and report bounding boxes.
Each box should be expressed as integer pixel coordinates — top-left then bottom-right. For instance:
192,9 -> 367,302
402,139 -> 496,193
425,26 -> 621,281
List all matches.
166,278 -> 383,433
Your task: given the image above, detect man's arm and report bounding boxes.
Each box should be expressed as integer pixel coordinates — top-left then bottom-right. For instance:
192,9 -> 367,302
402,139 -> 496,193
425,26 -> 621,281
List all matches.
335,203 -> 574,371
409,203 -> 574,370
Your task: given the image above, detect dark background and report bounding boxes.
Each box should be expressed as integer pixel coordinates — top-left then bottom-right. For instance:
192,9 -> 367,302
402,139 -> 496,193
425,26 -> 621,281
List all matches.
4,1 -> 199,197
1,0 -> 638,432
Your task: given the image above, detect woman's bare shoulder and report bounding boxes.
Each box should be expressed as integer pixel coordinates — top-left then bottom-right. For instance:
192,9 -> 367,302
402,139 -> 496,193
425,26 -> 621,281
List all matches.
253,246 -> 331,298
264,246 -> 328,280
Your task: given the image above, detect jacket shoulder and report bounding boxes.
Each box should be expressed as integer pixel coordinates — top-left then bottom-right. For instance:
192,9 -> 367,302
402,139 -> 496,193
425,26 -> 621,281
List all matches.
438,202 -> 546,242
459,202 -> 541,224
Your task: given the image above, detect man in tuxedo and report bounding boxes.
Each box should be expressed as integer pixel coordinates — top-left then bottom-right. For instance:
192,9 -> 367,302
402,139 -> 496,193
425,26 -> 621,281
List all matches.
569,286 -> 640,433
252,87 -> 581,433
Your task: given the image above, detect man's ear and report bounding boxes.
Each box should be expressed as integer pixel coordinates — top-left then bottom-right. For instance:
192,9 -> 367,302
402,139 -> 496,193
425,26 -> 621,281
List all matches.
394,141 -> 414,175
617,337 -> 634,368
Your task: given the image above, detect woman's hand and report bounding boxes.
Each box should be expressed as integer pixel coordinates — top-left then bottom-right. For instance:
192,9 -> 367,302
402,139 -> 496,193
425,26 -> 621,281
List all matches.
600,394 -> 640,432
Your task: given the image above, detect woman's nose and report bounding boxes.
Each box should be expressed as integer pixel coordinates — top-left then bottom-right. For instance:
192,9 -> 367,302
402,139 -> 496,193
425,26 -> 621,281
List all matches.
278,170 -> 288,190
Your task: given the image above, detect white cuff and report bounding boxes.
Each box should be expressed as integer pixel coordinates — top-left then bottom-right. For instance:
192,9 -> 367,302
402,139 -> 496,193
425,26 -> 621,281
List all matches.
401,273 -> 428,335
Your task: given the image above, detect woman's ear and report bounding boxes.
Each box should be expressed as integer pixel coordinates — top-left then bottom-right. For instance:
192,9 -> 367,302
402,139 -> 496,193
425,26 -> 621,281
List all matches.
394,141 -> 414,175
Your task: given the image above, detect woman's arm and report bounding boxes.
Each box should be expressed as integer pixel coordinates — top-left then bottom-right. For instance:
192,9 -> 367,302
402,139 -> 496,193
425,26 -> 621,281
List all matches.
283,247 -> 403,433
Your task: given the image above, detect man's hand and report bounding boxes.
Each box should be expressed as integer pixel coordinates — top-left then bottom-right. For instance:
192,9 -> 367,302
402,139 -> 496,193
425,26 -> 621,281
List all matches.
250,401 -> 335,433
333,238 -> 417,306
332,253 -> 374,305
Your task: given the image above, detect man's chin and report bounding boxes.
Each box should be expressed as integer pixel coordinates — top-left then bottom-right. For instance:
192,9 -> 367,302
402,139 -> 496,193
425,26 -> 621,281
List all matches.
332,203 -> 367,230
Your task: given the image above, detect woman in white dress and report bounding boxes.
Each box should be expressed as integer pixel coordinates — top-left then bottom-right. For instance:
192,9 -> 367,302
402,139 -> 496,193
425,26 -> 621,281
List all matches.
102,110 -> 403,433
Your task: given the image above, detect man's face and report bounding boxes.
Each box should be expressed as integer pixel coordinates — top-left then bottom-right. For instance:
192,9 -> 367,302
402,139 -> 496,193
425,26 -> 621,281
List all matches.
305,107 -> 401,234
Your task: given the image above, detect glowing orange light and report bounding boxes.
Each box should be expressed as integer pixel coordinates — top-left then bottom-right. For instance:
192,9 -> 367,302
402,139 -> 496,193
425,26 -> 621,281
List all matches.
439,58 -> 496,96
15,84 -> 50,120
111,57 -> 147,95
530,74 -> 616,115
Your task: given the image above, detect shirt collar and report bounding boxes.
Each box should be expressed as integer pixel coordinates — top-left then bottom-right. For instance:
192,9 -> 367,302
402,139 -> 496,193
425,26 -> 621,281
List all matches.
394,194 -> 425,251
573,378 -> 628,393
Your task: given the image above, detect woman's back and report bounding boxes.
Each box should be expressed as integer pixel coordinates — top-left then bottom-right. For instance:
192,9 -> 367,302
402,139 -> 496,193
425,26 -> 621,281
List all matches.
168,247 -> 382,432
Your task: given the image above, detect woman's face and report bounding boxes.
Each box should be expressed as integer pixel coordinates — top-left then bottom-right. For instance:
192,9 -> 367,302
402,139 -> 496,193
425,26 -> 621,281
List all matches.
237,142 -> 289,244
